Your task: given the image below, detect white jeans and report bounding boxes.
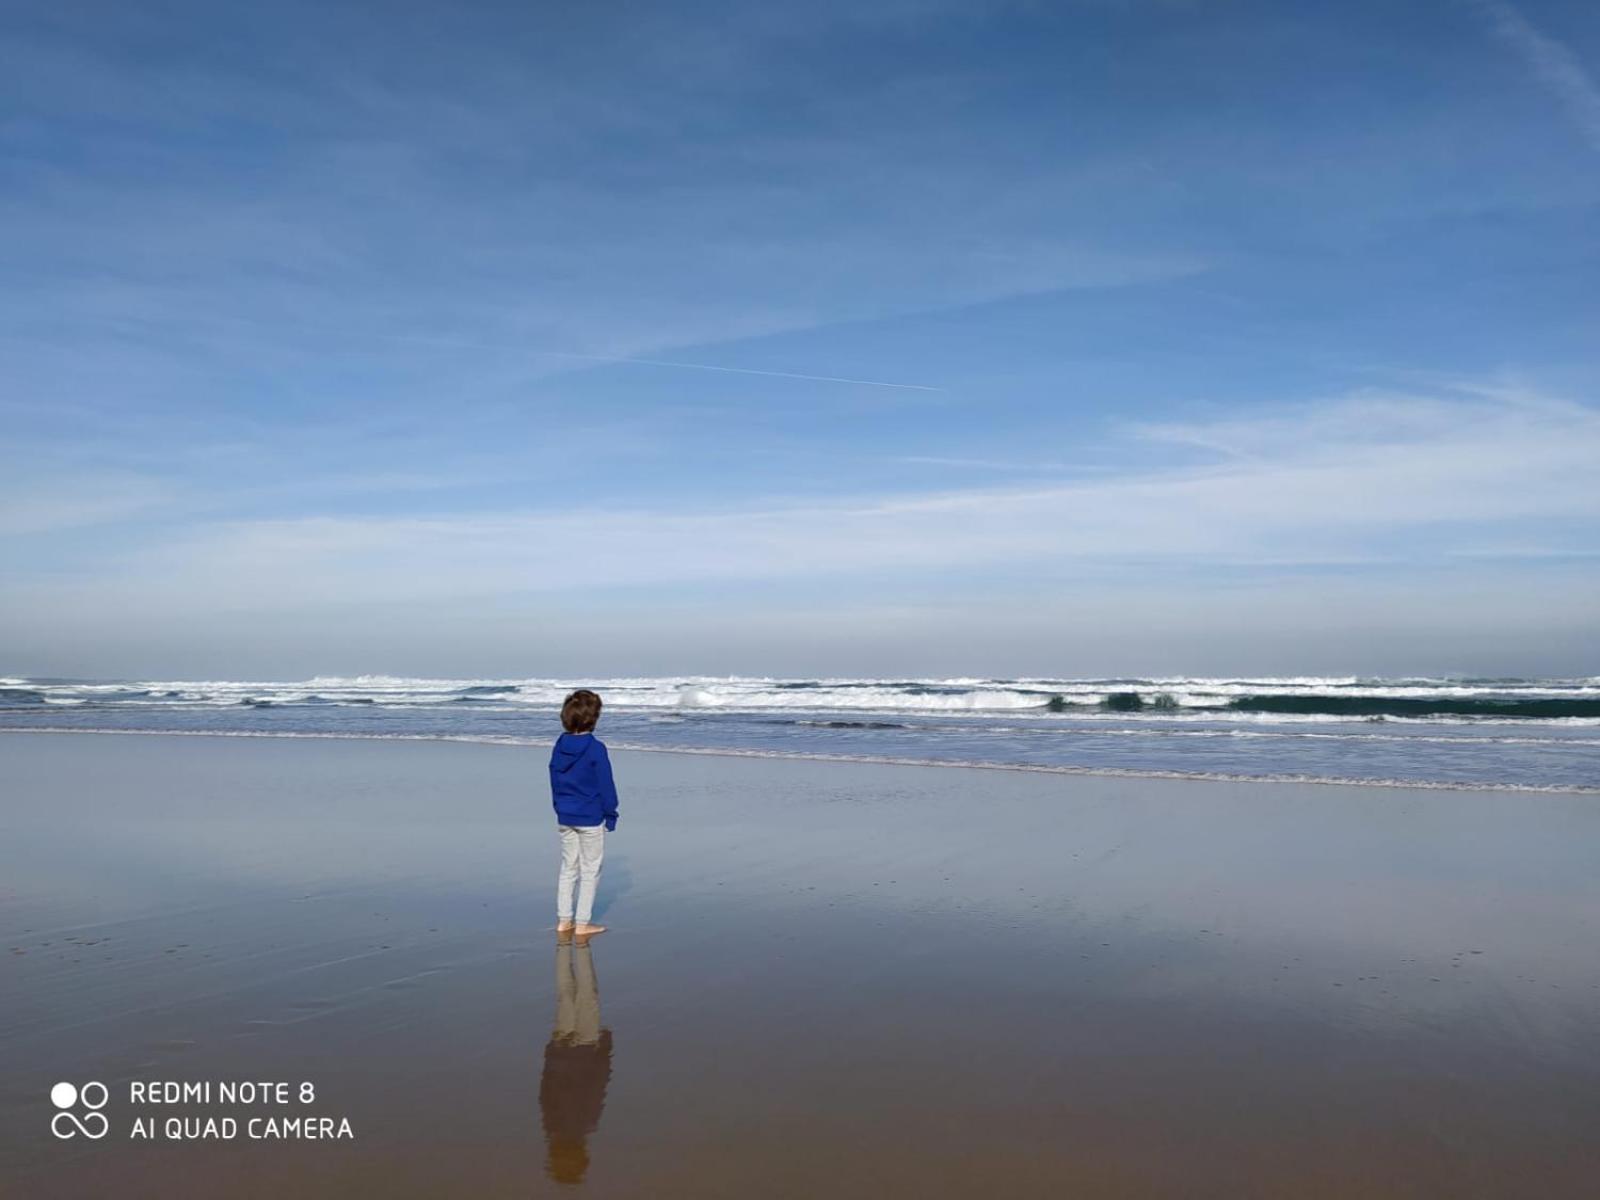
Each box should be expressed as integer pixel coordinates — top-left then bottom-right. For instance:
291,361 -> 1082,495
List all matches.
556,825 -> 605,924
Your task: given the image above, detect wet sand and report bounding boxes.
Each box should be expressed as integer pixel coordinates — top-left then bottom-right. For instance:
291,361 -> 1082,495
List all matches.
2,731 -> 1598,1198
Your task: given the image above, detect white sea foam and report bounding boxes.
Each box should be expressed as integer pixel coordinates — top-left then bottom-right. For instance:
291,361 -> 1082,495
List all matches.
18,674 -> 1599,710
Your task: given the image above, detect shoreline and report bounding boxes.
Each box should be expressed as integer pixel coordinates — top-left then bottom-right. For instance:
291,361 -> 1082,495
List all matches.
5,723 -> 1598,795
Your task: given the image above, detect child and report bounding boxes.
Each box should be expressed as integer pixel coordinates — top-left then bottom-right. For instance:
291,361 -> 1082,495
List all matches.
549,689 -> 619,938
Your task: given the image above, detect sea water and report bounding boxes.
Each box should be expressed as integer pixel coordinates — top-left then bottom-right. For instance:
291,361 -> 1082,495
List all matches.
1,675 -> 1596,792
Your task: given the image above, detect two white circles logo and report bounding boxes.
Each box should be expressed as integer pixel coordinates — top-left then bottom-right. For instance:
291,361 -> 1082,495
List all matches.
50,1081 -> 108,1139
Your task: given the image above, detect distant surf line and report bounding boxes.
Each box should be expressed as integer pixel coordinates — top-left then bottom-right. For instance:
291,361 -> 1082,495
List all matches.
6,726 -> 1597,796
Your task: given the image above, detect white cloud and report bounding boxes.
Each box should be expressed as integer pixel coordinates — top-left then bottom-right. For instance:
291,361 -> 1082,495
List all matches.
32,388 -> 1598,609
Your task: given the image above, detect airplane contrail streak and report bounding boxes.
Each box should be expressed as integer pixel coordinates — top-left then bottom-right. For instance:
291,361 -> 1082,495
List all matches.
173,314 -> 946,393
524,348 -> 944,391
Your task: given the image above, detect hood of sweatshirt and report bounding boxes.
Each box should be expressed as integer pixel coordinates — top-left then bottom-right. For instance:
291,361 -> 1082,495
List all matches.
550,732 -> 595,774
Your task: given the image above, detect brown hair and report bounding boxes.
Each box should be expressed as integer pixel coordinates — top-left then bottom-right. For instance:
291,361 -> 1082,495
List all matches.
560,689 -> 603,733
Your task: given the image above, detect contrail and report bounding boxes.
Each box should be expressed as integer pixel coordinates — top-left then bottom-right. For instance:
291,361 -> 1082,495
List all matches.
180,314 -> 945,393
1469,0 -> 1600,153
523,348 -> 944,391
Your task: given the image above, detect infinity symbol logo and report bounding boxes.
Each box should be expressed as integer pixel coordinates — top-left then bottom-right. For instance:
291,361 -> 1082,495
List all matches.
50,1081 -> 109,1139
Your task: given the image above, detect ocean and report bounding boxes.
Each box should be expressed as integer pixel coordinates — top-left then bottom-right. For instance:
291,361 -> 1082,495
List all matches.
3,675 -> 1596,793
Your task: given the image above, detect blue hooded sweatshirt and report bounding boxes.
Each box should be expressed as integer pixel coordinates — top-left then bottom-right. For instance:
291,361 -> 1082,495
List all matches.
549,733 -> 619,831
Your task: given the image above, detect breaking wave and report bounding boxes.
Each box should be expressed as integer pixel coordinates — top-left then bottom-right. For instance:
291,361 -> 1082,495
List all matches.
5,673 -> 1599,721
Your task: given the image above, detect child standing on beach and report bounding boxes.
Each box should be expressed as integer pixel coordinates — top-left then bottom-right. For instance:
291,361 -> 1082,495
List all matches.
550,689 -> 619,938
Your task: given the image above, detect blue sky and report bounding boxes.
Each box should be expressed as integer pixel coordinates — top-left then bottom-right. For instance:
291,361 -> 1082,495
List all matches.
3,0 -> 1598,678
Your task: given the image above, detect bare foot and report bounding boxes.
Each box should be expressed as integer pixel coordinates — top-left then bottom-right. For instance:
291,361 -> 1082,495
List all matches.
556,927 -> 574,945
574,923 -> 607,941
556,920 -> 575,932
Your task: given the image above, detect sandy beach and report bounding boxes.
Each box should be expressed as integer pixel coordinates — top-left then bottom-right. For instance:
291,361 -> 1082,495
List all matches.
2,731 -> 1598,1198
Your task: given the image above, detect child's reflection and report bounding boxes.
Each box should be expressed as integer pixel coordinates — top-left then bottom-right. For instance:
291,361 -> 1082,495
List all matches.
540,932 -> 612,1184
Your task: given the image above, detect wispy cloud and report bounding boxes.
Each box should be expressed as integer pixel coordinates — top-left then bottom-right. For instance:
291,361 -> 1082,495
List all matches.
0,476 -> 175,537
1471,0 -> 1600,152
30,388 -> 1596,608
